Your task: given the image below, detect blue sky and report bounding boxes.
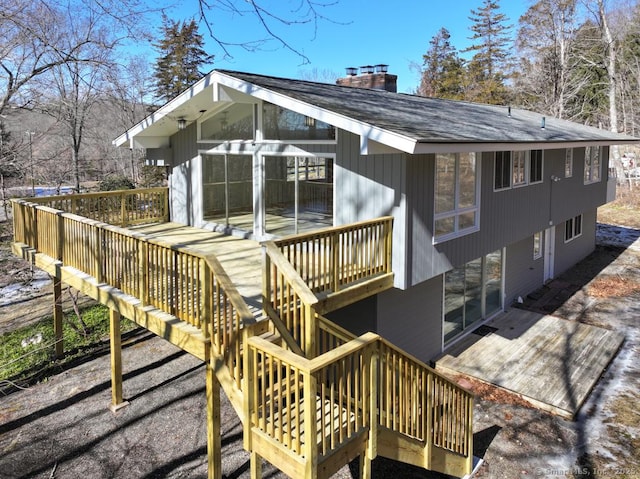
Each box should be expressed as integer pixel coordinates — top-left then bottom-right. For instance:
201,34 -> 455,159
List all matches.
149,1 -> 529,93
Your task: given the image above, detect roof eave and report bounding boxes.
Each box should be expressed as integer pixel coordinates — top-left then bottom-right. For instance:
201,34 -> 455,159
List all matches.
112,72 -> 218,148
412,138 -> 640,154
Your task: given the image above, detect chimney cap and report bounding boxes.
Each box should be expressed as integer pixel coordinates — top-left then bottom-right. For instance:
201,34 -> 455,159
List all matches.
345,67 -> 358,76
374,64 -> 389,73
360,65 -> 374,74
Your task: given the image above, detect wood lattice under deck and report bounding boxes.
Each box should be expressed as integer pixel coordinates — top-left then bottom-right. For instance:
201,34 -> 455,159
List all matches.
11,188 -> 474,479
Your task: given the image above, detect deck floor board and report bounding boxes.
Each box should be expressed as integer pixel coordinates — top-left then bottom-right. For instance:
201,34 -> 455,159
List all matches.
435,309 -> 624,418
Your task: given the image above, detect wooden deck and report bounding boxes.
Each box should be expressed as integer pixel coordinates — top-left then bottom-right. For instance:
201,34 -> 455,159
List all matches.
11,190 -> 474,479
435,309 -> 624,418
132,222 -> 264,311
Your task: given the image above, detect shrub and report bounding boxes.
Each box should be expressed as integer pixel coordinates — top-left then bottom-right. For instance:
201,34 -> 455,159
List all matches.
99,175 -> 135,191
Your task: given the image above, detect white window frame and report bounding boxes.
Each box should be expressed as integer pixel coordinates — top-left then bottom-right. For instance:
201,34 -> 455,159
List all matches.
533,231 -> 543,259
434,152 -> 481,243
495,149 -> 544,190
584,146 -> 602,184
564,214 -> 583,243
565,148 -> 574,178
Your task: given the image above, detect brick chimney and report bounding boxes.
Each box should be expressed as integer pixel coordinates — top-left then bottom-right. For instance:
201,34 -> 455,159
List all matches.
336,64 -> 397,93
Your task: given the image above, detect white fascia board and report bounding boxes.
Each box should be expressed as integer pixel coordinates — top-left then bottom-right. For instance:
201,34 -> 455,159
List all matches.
412,139 -> 640,154
215,71 -> 418,154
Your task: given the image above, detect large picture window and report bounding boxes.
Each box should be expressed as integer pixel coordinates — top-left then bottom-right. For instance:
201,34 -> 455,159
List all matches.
263,103 -> 335,141
434,152 -> 479,241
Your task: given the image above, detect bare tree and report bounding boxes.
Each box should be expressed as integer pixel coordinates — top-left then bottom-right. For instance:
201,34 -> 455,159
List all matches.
104,57 -> 154,183
195,0 -> 344,65
0,0 -> 150,117
516,0 -> 579,119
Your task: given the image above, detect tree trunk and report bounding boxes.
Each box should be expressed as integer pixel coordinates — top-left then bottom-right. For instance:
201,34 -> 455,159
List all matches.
597,0 -> 620,165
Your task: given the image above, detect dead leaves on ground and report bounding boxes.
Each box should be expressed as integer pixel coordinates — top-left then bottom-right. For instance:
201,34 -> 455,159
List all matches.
587,275 -> 640,298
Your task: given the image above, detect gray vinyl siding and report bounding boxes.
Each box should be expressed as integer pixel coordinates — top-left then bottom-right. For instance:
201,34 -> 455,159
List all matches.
169,123 -> 201,226
335,131 -> 409,289
504,236 -> 545,307
554,208 -> 597,276
376,275 -> 444,363
406,147 -> 610,287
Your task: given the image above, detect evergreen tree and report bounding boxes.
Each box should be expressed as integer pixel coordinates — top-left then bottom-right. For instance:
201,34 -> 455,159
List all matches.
419,28 -> 466,100
153,16 -> 214,103
565,19 -> 609,126
463,0 -> 513,104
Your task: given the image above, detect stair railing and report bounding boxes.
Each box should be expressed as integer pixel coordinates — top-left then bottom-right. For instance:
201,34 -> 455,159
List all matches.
245,331 -> 474,477
376,338 -> 474,470
262,241 -> 320,357
244,332 -> 379,477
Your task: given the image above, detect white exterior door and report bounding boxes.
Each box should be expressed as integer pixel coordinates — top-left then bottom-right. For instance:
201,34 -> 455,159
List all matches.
544,227 -> 555,282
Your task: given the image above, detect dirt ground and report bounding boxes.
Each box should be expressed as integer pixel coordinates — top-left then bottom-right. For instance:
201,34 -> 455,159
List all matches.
1,219 -> 640,478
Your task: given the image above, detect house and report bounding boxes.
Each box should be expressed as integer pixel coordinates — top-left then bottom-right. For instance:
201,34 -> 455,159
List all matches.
114,67 -> 637,363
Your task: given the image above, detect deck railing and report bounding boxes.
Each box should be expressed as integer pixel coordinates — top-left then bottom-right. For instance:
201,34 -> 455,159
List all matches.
262,217 -> 394,358
262,241 -> 319,357
245,332 -> 376,470
11,193 -> 254,388
377,339 -> 474,458
245,332 -> 473,475
273,216 -> 393,295
16,187 -> 169,227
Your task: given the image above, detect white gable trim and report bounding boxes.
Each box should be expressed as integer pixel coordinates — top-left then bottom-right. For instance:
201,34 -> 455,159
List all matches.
214,71 -> 418,154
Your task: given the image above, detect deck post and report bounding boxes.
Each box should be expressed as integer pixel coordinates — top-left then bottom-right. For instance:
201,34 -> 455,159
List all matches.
261,245 -> 271,309
120,192 -> 127,227
250,451 -> 262,479
52,276 -> 64,359
465,396 -> 474,474
303,372 -> 318,479
206,362 -> 222,479
304,303 -> 317,358
109,308 -> 129,412
367,345 -> 378,462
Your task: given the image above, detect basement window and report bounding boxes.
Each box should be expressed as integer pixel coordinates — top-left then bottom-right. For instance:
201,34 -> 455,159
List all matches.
564,215 -> 582,242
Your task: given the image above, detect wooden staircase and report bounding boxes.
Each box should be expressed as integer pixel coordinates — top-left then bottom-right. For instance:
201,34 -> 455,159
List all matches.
11,189 -> 474,479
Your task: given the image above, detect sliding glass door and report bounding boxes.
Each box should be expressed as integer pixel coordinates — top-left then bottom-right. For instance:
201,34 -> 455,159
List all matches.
264,155 -> 333,236
444,249 -> 503,344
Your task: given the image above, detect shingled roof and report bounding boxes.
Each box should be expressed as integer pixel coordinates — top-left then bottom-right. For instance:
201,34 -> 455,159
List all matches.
114,69 -> 638,153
